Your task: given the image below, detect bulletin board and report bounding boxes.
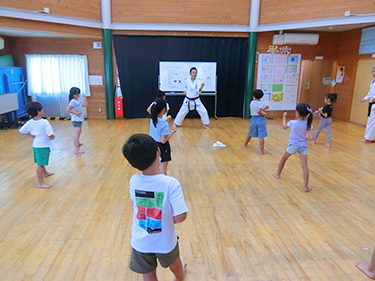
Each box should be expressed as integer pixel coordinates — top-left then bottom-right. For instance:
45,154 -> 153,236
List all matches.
256,54 -> 301,110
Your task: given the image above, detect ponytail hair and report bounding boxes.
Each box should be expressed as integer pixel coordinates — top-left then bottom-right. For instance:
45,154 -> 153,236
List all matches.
325,92 -> 338,103
69,87 -> 81,101
296,103 -> 313,131
150,98 -> 166,127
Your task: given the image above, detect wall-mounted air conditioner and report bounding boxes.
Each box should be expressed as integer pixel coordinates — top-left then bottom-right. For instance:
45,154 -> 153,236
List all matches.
272,33 -> 320,45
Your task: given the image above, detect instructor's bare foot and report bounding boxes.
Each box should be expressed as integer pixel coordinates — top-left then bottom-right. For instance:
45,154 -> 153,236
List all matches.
203,125 -> 209,130
241,144 -> 247,148
173,263 -> 187,281
304,186 -> 312,192
360,139 -> 374,143
356,261 -> 375,279
75,150 -> 85,154
273,173 -> 280,179
43,172 -> 54,178
38,183 -> 52,189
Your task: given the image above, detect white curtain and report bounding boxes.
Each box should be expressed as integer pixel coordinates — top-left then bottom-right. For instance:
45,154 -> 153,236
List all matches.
25,54 -> 90,117
26,54 -> 90,96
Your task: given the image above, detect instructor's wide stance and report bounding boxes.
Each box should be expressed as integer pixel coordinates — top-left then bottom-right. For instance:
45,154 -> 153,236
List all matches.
173,67 -> 210,129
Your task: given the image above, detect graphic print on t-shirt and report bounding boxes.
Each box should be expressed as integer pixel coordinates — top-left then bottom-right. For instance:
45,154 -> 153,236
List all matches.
135,190 -> 164,234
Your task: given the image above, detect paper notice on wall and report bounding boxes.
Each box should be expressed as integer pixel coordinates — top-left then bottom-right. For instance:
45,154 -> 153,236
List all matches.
89,75 -> 103,85
336,66 -> 345,83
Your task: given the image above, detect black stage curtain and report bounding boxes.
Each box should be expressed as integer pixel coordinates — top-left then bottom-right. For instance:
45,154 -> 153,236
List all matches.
113,35 -> 248,119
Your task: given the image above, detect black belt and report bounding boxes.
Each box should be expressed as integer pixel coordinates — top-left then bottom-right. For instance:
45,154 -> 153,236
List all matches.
186,96 -> 199,111
368,102 -> 375,116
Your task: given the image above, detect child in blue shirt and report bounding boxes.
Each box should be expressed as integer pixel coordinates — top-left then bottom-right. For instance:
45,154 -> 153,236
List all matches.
273,103 -> 314,192
149,98 -> 177,175
242,89 -> 269,154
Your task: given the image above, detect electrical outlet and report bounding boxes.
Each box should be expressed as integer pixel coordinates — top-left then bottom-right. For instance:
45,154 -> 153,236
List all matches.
98,107 -> 102,113
344,10 -> 351,17
43,7 -> 50,14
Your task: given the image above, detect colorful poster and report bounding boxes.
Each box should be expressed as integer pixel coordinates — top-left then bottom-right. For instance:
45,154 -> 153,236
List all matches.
257,54 -> 301,110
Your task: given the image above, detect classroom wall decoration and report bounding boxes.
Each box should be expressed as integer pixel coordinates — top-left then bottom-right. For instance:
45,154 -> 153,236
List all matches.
257,53 -> 301,110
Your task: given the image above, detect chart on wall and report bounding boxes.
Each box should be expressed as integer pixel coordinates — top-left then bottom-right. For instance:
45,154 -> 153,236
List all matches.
256,54 -> 301,110
159,61 -> 217,92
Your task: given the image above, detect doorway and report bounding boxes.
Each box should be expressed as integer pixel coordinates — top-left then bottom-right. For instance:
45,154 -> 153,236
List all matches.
298,59 -> 336,111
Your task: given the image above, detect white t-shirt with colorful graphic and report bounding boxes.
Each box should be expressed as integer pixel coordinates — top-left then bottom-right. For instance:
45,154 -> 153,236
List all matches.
129,173 -> 188,254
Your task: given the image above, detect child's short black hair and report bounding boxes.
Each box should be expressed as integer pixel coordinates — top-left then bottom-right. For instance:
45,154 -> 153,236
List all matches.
25,102 -> 43,118
122,134 -> 158,171
253,89 -> 264,100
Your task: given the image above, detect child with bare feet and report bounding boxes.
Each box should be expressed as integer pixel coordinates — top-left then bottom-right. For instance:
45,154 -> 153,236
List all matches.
123,134 -> 188,281
242,89 -> 269,154
273,103 -> 314,192
356,248 -> 375,279
19,102 -> 55,189
67,87 -> 87,154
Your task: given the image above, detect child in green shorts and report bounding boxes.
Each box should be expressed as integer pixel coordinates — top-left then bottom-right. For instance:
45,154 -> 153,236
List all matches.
19,102 -> 55,189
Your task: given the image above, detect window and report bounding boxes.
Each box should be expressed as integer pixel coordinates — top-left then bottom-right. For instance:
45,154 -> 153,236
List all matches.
26,54 -> 90,96
25,54 -> 91,117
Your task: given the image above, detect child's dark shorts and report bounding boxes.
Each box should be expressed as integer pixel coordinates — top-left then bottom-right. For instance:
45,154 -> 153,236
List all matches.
157,141 -> 171,162
129,241 -> 180,273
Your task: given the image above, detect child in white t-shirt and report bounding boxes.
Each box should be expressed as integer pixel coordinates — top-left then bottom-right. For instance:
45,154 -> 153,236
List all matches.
67,87 -> 87,154
19,102 -> 55,189
122,134 -> 188,281
242,89 -> 269,154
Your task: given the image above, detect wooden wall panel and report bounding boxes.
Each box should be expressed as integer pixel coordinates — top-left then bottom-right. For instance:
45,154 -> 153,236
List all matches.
256,32 -> 339,118
111,0 -> 250,25
336,29 -> 373,122
8,37 -> 107,119
0,36 -> 14,56
257,32 -> 339,60
260,0 -> 375,25
1,0 -> 101,21
0,17 -> 102,38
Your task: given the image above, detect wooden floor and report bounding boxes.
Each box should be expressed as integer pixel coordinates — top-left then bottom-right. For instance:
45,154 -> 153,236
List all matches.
1,117 -> 375,281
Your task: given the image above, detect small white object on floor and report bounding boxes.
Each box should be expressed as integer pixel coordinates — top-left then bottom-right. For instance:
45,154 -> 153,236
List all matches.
212,141 -> 227,147
363,248 -> 369,251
